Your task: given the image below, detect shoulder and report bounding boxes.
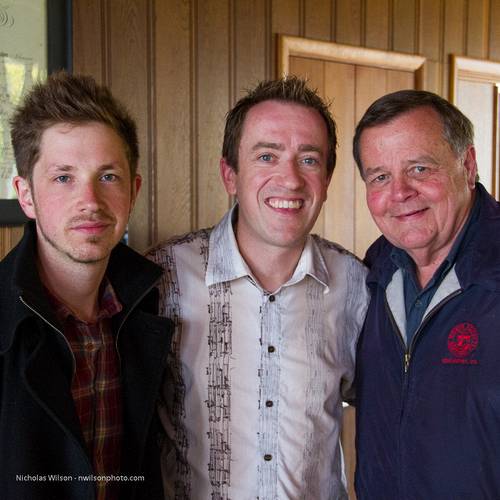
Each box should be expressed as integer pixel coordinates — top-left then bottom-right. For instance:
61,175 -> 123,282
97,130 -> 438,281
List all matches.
364,235 -> 392,268
146,227 -> 213,264
312,234 -> 366,271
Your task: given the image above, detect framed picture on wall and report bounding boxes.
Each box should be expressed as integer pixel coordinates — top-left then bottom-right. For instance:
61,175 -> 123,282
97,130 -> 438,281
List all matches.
0,0 -> 71,226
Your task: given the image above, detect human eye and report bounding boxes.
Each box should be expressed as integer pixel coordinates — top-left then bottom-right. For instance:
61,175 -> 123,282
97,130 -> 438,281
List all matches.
368,173 -> 389,185
100,173 -> 118,182
409,165 -> 430,177
55,175 -> 71,183
301,156 -> 319,166
258,153 -> 274,162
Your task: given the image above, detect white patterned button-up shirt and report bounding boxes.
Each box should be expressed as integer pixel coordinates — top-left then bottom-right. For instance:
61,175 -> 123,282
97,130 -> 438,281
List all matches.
148,206 -> 369,500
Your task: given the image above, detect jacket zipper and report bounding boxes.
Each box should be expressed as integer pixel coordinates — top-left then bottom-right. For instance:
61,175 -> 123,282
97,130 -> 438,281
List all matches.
19,295 -> 76,376
19,295 -> 95,487
385,289 -> 463,373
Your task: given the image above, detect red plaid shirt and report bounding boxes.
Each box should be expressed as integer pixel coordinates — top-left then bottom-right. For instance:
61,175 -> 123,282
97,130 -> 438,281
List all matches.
47,280 -> 123,500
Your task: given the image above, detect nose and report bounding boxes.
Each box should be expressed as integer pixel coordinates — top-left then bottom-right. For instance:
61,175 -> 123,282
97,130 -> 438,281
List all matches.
390,175 -> 416,202
77,180 -> 102,212
279,160 -> 305,190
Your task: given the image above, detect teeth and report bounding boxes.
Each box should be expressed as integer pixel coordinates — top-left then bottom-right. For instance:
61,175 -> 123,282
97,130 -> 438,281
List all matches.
268,198 -> 302,209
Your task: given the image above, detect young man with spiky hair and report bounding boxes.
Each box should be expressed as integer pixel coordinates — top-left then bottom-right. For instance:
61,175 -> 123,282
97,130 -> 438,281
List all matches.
1,71 -> 172,500
149,77 -> 369,499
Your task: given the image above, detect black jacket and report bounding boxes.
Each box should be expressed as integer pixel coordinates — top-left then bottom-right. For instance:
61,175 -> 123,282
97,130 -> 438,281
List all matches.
0,222 -> 173,499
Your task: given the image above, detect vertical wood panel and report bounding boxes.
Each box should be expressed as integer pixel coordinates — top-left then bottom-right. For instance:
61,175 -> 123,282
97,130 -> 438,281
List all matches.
271,0 -> 301,75
324,61 -> 356,250
393,0 -> 417,53
155,0 -> 193,242
387,69 -> 415,92
72,0 -> 105,80
304,0 -> 333,41
107,0 -> 152,251
354,66 -> 386,257
234,0 -> 268,100
197,0 -> 231,229
425,60 -> 441,94
442,0 -> 466,97
365,0 -> 390,50
335,0 -> 362,46
466,0 -> 489,58
490,0 -> 500,60
419,0 -> 442,62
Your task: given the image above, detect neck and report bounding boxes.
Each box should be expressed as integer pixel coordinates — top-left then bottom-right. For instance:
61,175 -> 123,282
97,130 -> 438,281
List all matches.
37,251 -> 108,323
238,242 -> 305,293
413,258 -> 443,289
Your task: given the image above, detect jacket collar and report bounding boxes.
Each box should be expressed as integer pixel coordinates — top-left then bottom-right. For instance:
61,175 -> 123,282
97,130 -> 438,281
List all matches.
0,221 -> 164,353
205,204 -> 329,291
366,183 -> 500,292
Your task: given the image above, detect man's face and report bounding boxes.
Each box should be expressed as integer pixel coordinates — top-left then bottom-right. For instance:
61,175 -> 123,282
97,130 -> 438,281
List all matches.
221,100 -> 331,255
14,122 -> 141,266
359,107 -> 477,263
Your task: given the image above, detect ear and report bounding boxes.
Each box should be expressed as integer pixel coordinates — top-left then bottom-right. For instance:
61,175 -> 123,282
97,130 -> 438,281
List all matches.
13,176 -> 36,219
130,174 -> 142,211
462,145 -> 478,190
220,158 -> 237,196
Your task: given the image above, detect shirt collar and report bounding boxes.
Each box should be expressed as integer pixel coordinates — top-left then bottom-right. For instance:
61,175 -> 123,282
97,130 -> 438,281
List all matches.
46,278 -> 123,325
205,204 -> 330,291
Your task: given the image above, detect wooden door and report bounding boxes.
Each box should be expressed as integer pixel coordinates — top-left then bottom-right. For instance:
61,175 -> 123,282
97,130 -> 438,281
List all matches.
279,35 -> 426,258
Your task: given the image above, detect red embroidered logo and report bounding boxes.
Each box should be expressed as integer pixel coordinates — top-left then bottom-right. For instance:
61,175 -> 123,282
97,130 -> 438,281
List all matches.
442,322 -> 479,365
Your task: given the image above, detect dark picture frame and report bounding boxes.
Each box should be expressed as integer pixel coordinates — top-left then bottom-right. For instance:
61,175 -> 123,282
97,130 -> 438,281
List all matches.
0,0 -> 72,226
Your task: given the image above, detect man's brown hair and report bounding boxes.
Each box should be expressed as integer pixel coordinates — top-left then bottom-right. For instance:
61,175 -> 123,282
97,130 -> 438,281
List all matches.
222,76 -> 337,176
10,70 -> 139,181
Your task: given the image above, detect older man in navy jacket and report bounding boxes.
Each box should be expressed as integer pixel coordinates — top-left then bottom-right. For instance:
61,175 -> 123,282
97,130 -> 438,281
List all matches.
353,90 -> 500,499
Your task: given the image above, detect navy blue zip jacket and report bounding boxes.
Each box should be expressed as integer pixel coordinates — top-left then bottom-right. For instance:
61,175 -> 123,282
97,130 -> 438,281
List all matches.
0,222 -> 173,500
355,183 -> 500,500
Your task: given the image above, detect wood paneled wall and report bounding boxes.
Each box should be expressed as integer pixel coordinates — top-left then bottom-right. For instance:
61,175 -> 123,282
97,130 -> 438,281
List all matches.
1,0 -> 500,257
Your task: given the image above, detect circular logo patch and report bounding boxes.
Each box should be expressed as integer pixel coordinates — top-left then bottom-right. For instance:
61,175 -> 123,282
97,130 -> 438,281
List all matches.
447,322 -> 479,358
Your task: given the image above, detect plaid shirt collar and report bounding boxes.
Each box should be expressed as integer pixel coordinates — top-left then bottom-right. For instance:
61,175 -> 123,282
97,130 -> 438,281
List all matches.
47,278 -> 122,325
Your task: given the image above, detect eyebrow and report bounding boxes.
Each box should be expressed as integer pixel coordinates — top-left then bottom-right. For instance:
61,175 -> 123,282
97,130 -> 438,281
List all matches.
298,144 -> 323,154
251,142 -> 323,154
363,155 -> 439,177
251,142 -> 285,151
363,166 -> 384,178
48,164 -> 74,173
48,162 -> 122,172
407,155 -> 438,165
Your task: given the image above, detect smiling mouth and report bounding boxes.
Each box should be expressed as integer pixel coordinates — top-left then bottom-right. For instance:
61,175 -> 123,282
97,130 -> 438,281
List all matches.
393,208 -> 428,220
266,197 -> 304,209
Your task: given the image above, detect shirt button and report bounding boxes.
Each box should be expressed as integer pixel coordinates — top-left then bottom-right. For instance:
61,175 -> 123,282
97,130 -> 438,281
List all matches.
265,400 -> 273,407
268,345 -> 275,353
264,454 -> 272,461
269,295 -> 275,302
415,300 -> 422,307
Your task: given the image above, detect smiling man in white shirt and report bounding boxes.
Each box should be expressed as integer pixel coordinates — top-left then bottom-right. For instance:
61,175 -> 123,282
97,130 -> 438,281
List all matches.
149,77 -> 369,499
